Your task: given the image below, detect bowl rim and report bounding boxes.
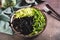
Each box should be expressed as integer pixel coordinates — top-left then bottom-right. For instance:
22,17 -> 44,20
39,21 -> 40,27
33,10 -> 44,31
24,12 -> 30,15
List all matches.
10,7 -> 47,38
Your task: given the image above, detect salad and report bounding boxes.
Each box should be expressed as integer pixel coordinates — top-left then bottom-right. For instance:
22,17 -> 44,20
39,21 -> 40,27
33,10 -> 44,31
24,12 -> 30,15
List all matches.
12,7 -> 46,36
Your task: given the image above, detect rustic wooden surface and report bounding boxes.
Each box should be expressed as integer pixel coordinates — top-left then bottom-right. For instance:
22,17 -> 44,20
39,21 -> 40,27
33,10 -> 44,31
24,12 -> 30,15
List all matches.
0,0 -> 60,40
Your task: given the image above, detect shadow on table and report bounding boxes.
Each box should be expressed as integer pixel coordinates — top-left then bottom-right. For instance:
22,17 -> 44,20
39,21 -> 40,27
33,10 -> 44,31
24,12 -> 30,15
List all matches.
52,33 -> 60,40
13,35 -> 37,40
13,33 -> 49,40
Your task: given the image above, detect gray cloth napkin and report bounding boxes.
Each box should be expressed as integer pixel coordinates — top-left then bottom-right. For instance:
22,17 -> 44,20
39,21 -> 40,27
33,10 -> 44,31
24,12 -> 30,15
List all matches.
0,7 -> 13,35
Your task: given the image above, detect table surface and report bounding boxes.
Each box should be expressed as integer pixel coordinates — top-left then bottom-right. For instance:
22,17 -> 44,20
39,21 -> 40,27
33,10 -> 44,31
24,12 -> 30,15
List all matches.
0,0 -> 60,40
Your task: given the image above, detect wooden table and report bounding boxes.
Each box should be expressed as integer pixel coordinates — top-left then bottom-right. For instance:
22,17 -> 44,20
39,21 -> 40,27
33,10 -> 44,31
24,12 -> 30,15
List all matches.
0,0 -> 60,40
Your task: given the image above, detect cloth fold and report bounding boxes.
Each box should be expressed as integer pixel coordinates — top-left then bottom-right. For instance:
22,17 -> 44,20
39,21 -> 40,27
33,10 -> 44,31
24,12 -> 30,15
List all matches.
0,8 -> 13,35
0,20 -> 13,35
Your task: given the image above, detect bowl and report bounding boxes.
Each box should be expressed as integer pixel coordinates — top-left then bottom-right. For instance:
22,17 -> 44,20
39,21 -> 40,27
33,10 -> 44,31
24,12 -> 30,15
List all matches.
10,7 -> 47,38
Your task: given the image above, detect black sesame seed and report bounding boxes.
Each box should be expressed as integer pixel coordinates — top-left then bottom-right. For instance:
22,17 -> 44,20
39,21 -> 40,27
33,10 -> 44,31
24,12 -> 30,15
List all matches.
12,16 -> 34,35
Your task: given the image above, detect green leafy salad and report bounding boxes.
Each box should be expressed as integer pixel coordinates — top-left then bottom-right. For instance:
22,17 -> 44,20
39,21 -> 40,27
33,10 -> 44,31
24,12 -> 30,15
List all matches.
14,7 -> 46,36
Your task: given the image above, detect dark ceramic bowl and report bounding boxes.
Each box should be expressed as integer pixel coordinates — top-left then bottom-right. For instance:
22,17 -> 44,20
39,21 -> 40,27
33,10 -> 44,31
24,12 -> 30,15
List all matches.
10,7 -> 47,38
